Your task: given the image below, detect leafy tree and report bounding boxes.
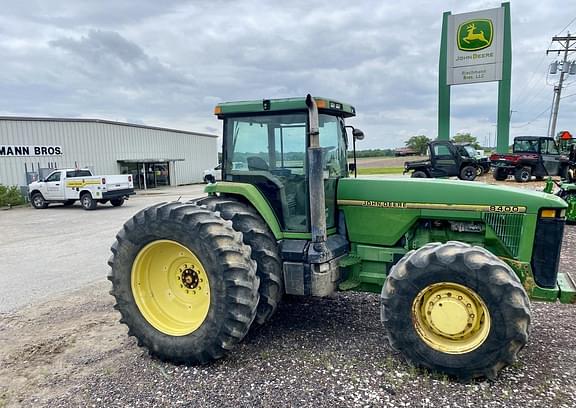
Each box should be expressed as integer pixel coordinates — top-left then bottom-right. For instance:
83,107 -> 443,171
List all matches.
405,135 -> 431,155
347,149 -> 396,158
452,133 -> 480,149
0,184 -> 25,207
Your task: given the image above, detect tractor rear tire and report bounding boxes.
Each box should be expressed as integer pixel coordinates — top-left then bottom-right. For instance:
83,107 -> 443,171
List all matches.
381,241 -> 530,380
411,171 -> 428,178
514,167 -> 531,183
108,202 -> 259,364
459,165 -> 477,181
196,196 -> 283,324
493,168 -> 508,181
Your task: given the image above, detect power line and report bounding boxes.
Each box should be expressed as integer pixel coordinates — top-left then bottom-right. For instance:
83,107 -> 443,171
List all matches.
511,106 -> 551,128
561,92 -> 576,100
556,16 -> 576,36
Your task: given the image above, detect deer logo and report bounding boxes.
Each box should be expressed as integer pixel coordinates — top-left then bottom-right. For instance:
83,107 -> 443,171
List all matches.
457,19 -> 493,51
463,24 -> 489,45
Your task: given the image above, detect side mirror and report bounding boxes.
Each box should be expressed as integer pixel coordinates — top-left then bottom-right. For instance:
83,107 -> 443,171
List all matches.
348,163 -> 356,172
353,129 -> 365,140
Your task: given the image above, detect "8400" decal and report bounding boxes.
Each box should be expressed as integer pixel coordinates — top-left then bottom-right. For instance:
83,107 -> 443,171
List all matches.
488,205 -> 526,213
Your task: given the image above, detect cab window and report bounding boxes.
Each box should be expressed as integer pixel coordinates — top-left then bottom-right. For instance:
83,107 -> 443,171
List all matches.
45,172 -> 61,182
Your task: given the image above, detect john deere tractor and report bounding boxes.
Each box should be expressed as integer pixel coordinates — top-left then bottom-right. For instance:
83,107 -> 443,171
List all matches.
108,95 -> 576,380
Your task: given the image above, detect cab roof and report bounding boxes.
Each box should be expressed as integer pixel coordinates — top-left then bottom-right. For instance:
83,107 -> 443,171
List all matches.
214,96 -> 356,119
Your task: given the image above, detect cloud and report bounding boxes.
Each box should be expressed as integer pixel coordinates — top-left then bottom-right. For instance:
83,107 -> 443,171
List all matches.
0,1 -> 575,146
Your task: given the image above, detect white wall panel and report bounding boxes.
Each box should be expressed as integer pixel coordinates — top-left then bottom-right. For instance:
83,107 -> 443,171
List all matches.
0,118 -> 219,186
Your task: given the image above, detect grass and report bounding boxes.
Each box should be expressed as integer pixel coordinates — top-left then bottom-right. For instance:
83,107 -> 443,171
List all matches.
356,167 -> 404,175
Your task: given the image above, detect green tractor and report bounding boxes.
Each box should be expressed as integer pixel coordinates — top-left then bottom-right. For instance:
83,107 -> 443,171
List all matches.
108,95 -> 576,380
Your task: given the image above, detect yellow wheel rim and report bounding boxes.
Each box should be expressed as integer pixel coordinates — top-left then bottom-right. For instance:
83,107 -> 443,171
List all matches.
412,282 -> 490,354
131,240 -> 211,336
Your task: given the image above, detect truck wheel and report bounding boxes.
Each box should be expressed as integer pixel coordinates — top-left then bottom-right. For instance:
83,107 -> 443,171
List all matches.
514,167 -> 531,183
204,175 -> 215,184
381,242 -> 530,380
459,165 -> 477,181
493,168 -> 508,181
411,171 -> 428,178
31,193 -> 48,209
80,193 -> 97,210
111,198 -> 125,207
108,202 -> 259,363
196,196 -> 283,324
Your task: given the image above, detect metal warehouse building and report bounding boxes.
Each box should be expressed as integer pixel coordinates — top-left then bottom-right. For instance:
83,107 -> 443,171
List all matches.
0,117 -> 219,189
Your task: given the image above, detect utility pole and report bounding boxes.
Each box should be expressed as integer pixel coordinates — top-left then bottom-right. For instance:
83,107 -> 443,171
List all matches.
547,34 -> 576,138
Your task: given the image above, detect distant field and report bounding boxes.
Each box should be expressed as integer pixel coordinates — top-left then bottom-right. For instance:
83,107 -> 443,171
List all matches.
352,155 -> 426,174
354,155 -> 427,168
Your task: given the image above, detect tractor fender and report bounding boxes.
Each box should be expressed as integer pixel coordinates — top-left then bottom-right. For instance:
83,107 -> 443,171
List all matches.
204,181 -> 283,240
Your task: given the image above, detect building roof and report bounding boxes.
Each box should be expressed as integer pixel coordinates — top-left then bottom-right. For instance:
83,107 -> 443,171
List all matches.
0,116 -> 219,138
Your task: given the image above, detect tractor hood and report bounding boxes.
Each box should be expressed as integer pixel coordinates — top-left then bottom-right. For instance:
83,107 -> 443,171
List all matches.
337,177 -> 566,215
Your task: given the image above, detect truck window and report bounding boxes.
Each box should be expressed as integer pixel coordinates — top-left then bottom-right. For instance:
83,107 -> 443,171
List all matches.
434,145 -> 451,157
66,170 -> 92,177
514,140 -> 538,153
542,139 -> 560,155
45,172 -> 61,182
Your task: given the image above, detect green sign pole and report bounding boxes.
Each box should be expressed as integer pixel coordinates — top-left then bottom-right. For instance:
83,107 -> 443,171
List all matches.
496,2 -> 511,153
438,11 -> 451,140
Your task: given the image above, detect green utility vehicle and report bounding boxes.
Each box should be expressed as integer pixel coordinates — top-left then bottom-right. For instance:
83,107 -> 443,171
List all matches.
109,95 -> 576,380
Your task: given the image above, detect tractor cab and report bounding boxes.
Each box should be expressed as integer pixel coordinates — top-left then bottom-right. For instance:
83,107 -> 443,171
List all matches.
215,97 -> 356,233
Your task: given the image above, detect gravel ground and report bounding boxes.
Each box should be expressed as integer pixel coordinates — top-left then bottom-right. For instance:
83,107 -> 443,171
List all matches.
1,177 -> 575,407
1,226 -> 575,408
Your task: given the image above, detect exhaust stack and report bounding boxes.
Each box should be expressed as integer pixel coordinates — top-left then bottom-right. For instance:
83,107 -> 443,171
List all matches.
305,94 -> 328,259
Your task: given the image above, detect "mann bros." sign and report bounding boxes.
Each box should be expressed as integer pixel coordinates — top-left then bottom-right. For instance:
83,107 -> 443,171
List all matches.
0,145 -> 63,156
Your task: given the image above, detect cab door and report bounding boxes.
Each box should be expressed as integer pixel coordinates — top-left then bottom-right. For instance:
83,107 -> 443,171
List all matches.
430,142 -> 459,177
44,171 -> 65,200
541,138 -> 561,176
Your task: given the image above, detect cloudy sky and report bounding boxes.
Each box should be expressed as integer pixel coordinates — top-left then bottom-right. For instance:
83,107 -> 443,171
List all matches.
1,0 -> 575,149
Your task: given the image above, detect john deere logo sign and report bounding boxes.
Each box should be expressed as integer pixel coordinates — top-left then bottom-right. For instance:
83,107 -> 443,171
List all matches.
457,19 -> 493,51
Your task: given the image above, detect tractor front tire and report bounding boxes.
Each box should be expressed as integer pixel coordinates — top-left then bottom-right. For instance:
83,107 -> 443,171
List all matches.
459,165 -> 477,181
196,196 -> 283,324
108,202 -> 259,363
514,167 -> 531,183
381,242 -> 530,380
411,171 -> 428,178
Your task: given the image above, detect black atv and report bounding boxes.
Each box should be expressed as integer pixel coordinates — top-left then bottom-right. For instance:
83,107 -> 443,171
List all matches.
404,140 -> 478,181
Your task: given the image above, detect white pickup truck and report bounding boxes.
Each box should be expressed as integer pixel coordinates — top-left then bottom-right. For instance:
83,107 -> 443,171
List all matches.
28,168 -> 135,210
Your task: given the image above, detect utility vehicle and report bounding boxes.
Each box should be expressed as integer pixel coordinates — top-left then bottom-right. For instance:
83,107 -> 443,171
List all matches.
403,140 -> 478,180
109,95 -> 575,380
490,136 -> 569,182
